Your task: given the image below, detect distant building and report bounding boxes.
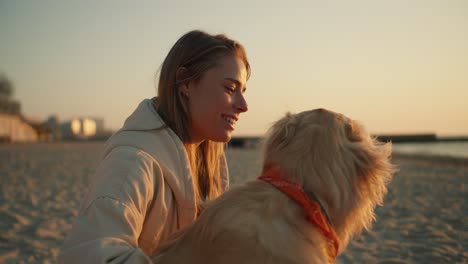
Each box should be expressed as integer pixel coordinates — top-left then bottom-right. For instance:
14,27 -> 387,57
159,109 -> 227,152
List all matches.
93,117 -> 105,134
0,75 -> 42,143
44,115 -> 62,141
60,117 -> 111,140
0,98 -> 41,143
0,114 -> 38,143
61,117 -> 98,139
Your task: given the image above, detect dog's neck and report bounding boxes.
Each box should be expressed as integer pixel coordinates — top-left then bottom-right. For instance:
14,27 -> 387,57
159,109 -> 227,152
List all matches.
258,165 -> 340,261
304,190 -> 332,227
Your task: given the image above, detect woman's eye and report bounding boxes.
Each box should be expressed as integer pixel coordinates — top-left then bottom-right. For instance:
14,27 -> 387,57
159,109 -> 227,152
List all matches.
224,86 -> 235,93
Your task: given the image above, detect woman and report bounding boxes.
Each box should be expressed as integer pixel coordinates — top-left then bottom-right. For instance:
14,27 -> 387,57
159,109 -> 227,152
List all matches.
59,30 -> 250,263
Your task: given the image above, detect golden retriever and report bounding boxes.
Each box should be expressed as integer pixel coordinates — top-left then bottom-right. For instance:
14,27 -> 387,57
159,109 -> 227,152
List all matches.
152,108 -> 395,264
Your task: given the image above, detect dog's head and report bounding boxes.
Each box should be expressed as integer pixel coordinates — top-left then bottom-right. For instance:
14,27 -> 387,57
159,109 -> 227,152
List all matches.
261,108 -> 394,248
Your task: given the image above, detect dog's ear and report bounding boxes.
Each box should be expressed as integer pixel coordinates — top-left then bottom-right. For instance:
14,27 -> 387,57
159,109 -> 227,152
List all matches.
269,112 -> 299,151
344,120 -> 393,182
262,111 -> 304,171
345,122 -> 363,143
344,121 -> 376,178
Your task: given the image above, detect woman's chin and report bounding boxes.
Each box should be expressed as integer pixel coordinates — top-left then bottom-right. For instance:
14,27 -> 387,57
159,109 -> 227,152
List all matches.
211,133 -> 232,143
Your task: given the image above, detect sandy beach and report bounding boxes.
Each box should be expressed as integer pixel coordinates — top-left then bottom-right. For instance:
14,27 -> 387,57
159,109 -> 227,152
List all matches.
0,142 -> 466,263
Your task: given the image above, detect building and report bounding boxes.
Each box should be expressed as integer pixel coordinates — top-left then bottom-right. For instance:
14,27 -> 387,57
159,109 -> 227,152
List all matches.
61,117 -> 98,139
59,117 -> 111,140
0,97 -> 40,143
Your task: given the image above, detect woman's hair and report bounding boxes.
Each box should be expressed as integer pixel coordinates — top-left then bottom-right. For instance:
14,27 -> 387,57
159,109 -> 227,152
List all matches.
157,30 -> 250,210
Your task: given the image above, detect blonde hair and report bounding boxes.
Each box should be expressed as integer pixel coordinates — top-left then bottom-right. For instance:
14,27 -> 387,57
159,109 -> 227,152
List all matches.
157,30 -> 250,210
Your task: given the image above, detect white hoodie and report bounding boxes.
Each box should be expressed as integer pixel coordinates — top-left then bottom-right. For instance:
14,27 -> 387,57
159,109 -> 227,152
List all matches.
59,98 -> 229,263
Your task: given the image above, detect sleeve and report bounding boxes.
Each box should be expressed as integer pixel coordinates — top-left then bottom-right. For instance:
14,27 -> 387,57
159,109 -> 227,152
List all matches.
58,147 -> 159,264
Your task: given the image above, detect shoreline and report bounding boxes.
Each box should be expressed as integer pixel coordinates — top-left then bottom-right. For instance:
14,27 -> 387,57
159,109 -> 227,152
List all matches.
392,152 -> 468,167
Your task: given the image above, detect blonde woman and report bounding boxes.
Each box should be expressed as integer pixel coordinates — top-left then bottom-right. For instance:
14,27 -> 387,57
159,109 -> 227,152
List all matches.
59,30 -> 250,263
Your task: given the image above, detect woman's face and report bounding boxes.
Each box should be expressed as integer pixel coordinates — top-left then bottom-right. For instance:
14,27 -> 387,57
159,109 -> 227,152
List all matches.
184,55 -> 248,143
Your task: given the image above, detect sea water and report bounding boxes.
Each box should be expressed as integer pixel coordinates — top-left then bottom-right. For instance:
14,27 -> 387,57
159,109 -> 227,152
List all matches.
392,141 -> 468,159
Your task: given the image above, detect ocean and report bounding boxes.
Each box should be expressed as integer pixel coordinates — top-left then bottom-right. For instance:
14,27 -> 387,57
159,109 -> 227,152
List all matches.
392,141 -> 468,159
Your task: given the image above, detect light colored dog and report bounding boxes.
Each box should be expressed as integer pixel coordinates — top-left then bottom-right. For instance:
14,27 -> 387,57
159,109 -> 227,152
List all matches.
152,108 -> 395,264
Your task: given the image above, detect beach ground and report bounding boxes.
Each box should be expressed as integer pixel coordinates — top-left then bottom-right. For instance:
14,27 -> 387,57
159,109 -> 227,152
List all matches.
0,142 -> 466,263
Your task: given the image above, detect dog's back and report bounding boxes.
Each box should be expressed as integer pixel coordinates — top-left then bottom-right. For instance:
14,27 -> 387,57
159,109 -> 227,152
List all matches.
152,180 -> 328,264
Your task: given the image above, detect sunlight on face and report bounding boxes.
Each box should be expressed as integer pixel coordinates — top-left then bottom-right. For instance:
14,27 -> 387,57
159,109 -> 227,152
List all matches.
186,55 -> 248,143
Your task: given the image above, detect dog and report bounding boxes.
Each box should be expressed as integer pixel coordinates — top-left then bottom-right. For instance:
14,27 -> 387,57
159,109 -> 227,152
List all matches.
152,108 -> 395,264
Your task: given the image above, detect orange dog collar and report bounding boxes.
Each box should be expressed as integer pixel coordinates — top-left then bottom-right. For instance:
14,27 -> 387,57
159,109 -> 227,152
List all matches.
258,166 -> 340,260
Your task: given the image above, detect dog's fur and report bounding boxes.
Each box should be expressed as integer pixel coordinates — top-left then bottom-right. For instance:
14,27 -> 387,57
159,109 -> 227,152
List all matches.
152,108 -> 395,264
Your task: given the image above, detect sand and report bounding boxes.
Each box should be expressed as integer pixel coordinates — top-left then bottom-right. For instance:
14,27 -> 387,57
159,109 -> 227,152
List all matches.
0,143 -> 466,263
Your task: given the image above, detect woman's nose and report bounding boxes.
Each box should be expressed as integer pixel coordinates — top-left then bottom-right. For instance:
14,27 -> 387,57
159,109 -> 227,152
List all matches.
235,93 -> 248,113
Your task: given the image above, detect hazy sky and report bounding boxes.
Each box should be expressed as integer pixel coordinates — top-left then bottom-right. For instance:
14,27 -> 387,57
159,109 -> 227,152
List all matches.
1,0 -> 467,136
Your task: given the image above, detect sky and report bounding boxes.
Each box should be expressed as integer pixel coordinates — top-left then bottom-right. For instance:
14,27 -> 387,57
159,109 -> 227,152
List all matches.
1,0 -> 467,136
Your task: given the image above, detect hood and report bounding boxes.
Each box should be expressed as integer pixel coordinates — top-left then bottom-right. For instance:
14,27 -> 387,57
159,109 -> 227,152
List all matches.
102,98 -> 196,210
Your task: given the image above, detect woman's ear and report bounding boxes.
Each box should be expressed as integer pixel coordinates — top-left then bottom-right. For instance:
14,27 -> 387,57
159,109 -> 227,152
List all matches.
176,67 -> 190,98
